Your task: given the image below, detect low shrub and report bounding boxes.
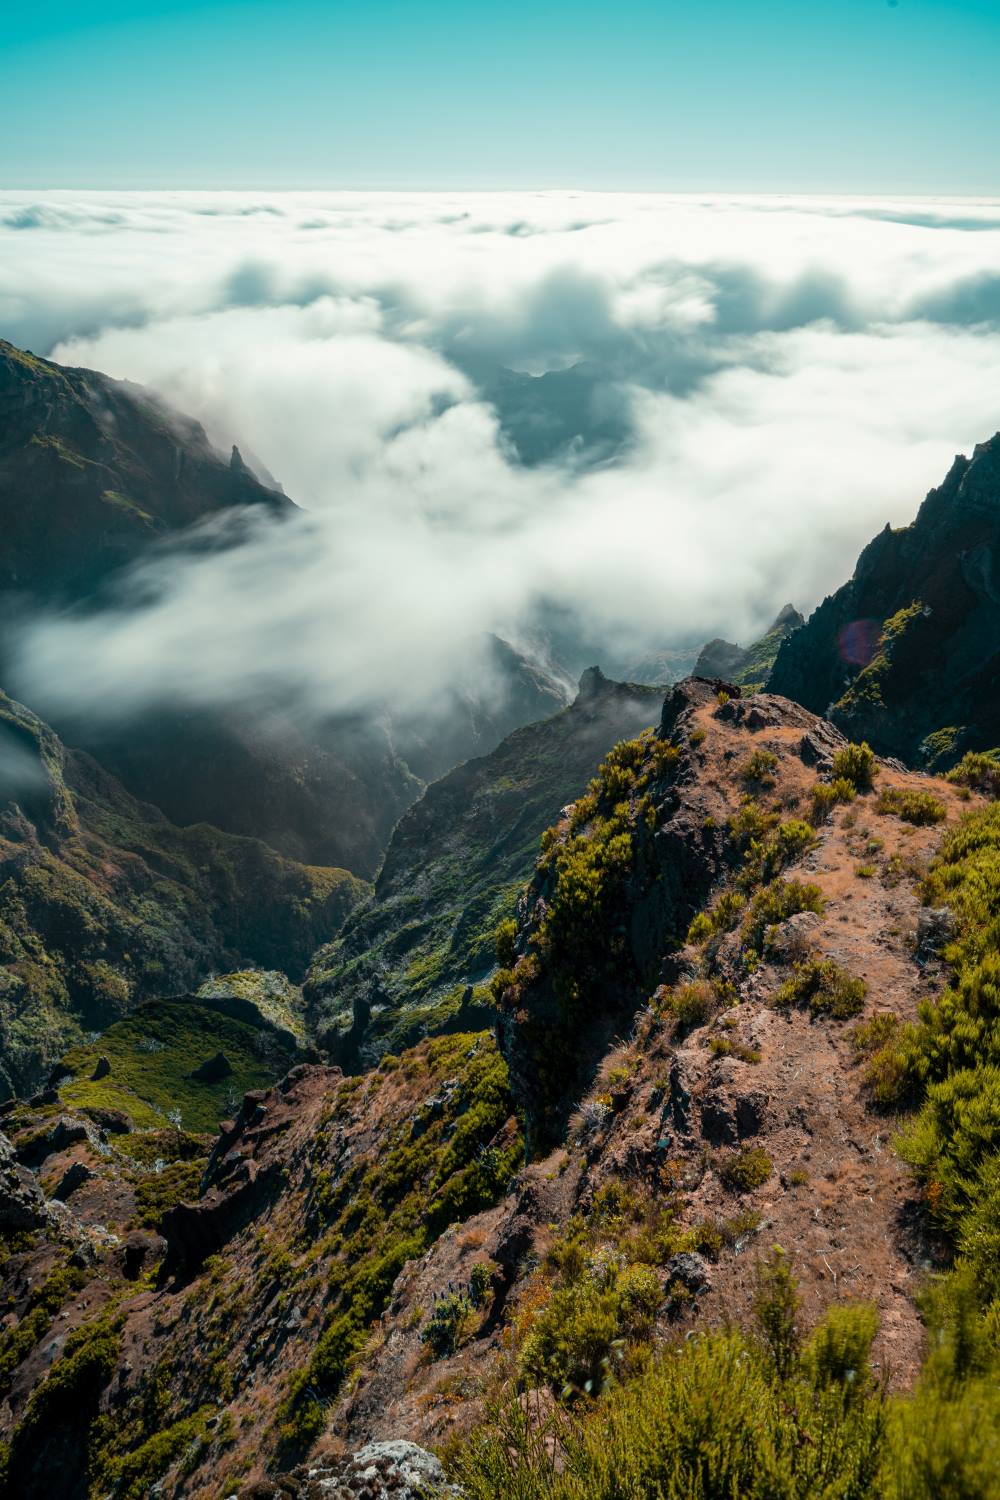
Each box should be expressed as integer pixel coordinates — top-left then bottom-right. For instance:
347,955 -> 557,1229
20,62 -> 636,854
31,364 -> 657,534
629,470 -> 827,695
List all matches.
774,958 -> 867,1019
831,742 -> 878,792
877,786 -> 946,826
810,777 -> 857,821
945,750 -> 1000,798
719,1145 -> 772,1192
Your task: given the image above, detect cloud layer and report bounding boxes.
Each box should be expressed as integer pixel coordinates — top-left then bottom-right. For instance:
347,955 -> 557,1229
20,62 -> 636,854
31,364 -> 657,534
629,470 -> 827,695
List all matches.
4,189 -> 1000,721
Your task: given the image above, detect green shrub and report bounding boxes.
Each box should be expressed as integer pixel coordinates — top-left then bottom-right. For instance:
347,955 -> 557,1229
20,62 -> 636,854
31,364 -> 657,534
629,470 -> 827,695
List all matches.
946,750 -> 1000,798
740,749 -> 779,786
743,878 -> 825,952
831,742 -> 878,792
877,786 -> 946,826
719,1145 -> 772,1192
774,958 -> 867,1019
665,980 -> 715,1033
422,1293 -> 473,1358
810,777 -> 857,822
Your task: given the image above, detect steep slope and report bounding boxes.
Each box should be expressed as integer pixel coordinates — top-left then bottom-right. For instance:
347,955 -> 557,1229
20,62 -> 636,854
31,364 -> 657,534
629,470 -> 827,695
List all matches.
768,433 -> 1000,764
305,669 -> 663,1068
695,603 -> 804,692
0,690 -> 366,1097
0,339 -> 291,609
2,678 -> 995,1498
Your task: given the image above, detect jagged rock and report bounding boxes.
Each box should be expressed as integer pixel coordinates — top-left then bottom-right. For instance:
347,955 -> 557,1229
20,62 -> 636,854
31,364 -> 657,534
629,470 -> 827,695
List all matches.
767,911 -> 822,963
917,907 -> 957,960
82,1105 -> 133,1135
121,1229 -> 167,1281
90,1055 -> 111,1081
191,1051 -> 234,1084
16,1113 -> 97,1168
53,1160 -> 94,1201
664,1251 -> 712,1294
735,1090 -> 768,1138
0,1130 -> 51,1232
700,1089 -> 738,1145
237,1440 -> 463,1499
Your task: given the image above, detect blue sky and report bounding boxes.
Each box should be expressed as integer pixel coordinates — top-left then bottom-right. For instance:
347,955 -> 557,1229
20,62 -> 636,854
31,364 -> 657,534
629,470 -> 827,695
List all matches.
2,0 -> 999,190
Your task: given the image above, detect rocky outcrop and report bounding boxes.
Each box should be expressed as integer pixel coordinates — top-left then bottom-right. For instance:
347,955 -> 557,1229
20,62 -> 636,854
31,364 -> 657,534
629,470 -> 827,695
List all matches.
306,670 -> 664,1070
496,678 -> 739,1150
236,1441 -> 462,1499
0,338 -> 292,611
695,605 -> 804,692
767,433 -> 1000,763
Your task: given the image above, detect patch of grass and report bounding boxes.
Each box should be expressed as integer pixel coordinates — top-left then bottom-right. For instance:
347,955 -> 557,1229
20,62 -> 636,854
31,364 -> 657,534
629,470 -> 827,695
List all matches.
740,749 -> 779,787
877,786 -> 946,826
743,878 -> 825,954
59,1000 -> 296,1131
945,750 -> 1000,798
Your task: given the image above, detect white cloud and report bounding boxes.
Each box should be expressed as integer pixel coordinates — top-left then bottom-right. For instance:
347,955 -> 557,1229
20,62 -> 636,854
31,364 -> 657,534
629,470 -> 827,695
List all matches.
4,189 -> 1000,722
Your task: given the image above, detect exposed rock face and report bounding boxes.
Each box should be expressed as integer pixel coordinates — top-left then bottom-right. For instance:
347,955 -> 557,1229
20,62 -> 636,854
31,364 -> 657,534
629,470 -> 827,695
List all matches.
0,1130 -> 52,1231
0,689 -> 367,1096
237,1440 -> 462,1499
695,605 -> 804,692
494,678 -> 739,1150
306,671 -> 664,1070
767,433 -> 1000,763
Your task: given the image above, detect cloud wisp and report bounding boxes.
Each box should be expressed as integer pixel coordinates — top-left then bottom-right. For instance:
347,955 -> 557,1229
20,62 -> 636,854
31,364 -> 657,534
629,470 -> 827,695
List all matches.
5,189 -> 1000,723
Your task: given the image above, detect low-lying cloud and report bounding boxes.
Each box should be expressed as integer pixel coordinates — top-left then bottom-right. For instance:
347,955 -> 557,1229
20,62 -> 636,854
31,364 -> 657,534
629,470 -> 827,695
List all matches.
4,189 -> 1000,724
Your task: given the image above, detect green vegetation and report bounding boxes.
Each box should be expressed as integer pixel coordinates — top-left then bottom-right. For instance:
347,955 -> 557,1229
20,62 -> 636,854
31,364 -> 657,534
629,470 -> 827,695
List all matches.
422,1293 -> 474,1357
876,785 -> 947,826
831,741 -> 879,792
450,1253 -> 889,1499
277,1032 -> 520,1450
946,749 -> 1000,798
59,999 -> 296,1131
306,685 -> 661,1067
834,602 -> 925,717
719,1145 -> 773,1191
743,878 -> 825,954
739,748 -> 778,787
810,777 -> 857,821
0,1260 -> 86,1398
0,692 -> 365,1093
774,958 -> 867,1019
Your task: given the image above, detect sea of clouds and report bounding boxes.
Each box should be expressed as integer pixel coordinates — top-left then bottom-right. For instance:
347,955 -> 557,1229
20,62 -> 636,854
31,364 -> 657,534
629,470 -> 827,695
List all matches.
4,189 -> 1000,721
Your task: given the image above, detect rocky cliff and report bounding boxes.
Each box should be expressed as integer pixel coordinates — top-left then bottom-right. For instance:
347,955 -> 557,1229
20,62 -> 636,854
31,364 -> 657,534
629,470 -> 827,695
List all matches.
768,433 -> 1000,765
304,669 -> 662,1069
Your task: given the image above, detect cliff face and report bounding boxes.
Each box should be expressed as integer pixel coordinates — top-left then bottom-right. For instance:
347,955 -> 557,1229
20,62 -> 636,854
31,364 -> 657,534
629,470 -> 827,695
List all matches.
767,434 -> 1000,764
304,670 -> 663,1069
0,339 -> 291,608
0,690 -> 367,1097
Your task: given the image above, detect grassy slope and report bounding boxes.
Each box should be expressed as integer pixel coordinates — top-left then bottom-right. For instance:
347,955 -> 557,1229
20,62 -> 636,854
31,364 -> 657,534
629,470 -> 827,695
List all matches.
0,691 -> 367,1095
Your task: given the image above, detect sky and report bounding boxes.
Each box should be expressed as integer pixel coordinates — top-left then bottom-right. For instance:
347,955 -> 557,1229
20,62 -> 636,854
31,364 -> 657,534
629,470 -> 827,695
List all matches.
6,189 -> 1000,725
2,1 -> 1000,192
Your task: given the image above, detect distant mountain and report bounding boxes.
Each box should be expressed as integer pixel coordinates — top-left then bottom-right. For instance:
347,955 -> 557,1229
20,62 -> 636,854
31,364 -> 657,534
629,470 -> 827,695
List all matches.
0,689 -> 366,1097
0,338 -> 291,609
305,667 -> 663,1069
695,603 -> 804,692
0,340 -> 572,875
768,434 -> 1000,765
